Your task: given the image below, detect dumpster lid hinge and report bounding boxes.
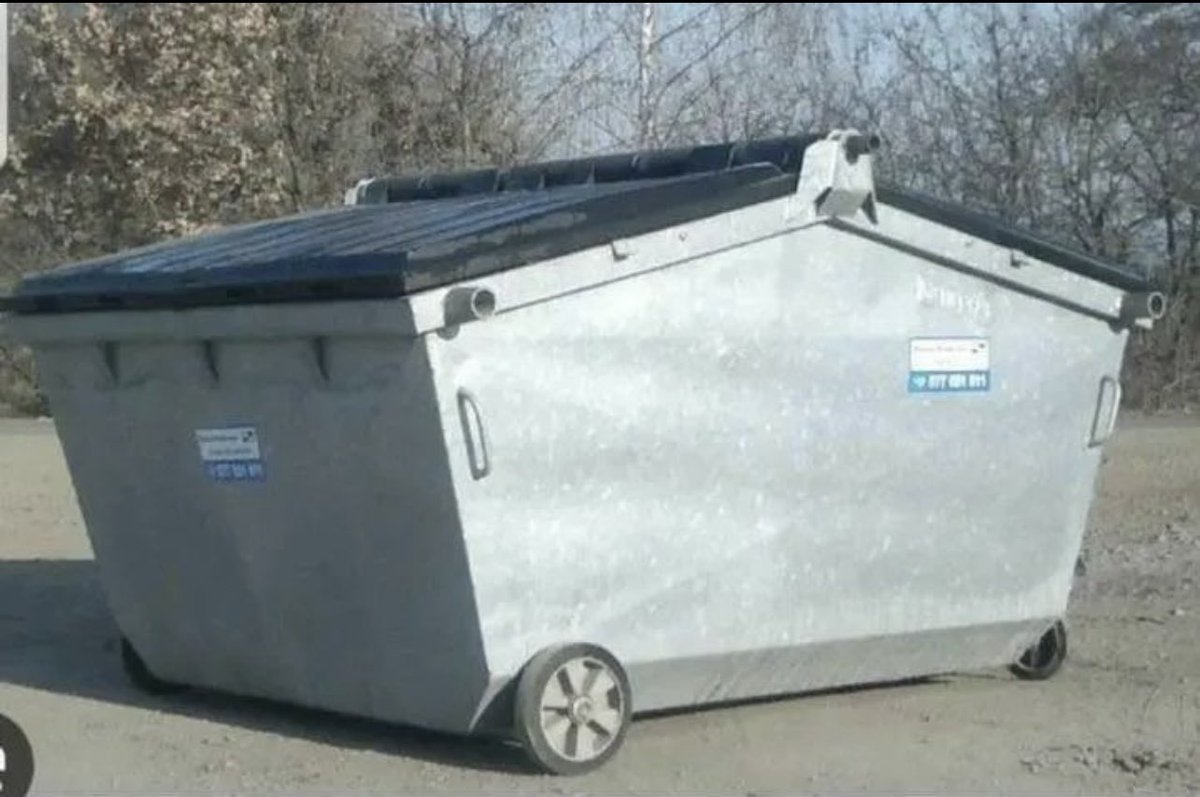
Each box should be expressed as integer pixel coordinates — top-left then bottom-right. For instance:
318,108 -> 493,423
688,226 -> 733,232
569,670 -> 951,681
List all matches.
794,129 -> 879,225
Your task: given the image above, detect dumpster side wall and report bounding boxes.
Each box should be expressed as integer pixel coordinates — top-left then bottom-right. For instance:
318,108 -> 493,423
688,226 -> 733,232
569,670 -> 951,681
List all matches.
429,208 -> 1128,714
31,329 -> 492,733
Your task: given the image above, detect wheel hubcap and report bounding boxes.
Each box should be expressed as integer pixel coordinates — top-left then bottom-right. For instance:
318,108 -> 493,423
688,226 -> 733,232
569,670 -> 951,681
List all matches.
569,695 -> 594,724
538,656 -> 625,762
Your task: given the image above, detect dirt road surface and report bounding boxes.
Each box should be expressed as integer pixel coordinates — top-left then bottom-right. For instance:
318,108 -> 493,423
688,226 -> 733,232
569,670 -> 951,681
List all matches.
1,415 -> 1197,795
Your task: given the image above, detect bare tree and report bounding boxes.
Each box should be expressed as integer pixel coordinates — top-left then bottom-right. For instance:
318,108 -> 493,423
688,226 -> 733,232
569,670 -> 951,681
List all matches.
563,3 -> 778,149
2,2 -> 1199,412
1087,3 -> 1200,406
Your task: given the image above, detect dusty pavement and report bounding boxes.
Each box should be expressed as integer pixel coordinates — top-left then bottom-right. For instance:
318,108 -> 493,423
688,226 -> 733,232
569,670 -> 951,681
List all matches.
0,415 -> 1197,795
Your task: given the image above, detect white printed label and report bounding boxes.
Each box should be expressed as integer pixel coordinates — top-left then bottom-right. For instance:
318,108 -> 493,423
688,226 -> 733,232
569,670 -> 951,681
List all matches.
910,338 -> 989,372
195,427 -> 261,463
908,338 -> 990,394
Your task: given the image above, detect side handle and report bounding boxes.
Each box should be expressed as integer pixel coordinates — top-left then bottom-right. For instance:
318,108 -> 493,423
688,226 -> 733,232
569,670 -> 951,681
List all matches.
1088,376 -> 1122,448
456,389 -> 491,479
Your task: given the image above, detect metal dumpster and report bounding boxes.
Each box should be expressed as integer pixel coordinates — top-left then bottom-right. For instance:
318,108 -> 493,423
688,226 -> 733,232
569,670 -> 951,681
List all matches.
0,131 -> 1164,774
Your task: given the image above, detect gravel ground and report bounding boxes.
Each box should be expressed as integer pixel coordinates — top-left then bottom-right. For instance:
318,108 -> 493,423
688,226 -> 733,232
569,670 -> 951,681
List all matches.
0,414 -> 1197,795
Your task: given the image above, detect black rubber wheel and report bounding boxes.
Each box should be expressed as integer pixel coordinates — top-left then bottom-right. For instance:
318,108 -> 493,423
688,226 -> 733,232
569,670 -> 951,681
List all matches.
1009,620 -> 1067,681
514,643 -> 632,776
120,637 -> 188,695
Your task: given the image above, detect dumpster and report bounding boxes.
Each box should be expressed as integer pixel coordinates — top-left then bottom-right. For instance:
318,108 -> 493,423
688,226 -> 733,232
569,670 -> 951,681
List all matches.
0,131 -> 1164,774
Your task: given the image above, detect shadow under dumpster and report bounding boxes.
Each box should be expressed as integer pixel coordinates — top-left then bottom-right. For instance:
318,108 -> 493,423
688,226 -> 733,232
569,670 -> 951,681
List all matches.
0,558 -> 532,774
0,558 -> 970,775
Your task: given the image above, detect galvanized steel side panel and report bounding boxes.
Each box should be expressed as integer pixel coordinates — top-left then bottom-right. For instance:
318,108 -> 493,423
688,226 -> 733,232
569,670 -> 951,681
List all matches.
429,220 -> 1126,710
33,324 -> 490,732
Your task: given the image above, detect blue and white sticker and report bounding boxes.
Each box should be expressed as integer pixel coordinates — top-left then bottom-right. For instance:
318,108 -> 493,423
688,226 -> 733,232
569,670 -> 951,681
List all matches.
195,426 -> 266,482
909,337 -> 990,394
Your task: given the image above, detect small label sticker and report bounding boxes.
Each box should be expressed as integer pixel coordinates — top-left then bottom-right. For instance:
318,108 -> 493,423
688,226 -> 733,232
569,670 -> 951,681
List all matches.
909,337 -> 990,394
196,426 -> 265,482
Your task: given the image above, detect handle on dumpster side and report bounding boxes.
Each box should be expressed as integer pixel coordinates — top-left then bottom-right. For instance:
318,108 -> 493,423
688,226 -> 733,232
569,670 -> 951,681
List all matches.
456,389 -> 491,479
1088,376 -> 1122,448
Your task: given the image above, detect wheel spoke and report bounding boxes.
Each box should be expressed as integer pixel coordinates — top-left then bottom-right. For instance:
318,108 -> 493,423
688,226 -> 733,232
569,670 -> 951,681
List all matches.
543,709 -> 572,755
563,659 -> 589,697
541,704 -> 570,728
556,665 -> 576,698
589,706 -> 622,736
564,722 -> 580,759
581,662 -> 601,696
545,669 -> 571,706
591,670 -> 618,701
576,719 -> 601,756
587,719 -> 615,745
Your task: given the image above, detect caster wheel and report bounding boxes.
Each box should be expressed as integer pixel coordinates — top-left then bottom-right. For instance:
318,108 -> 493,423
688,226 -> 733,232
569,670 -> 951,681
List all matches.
120,637 -> 188,695
1010,620 -> 1067,681
514,643 -> 631,776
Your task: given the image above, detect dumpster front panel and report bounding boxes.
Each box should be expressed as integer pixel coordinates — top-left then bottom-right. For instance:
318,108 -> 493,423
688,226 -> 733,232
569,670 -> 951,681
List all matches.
33,323 -> 491,732
428,213 -> 1127,711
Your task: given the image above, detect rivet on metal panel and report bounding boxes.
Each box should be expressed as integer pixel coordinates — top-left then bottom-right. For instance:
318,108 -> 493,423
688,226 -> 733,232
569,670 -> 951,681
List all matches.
1009,252 -> 1028,268
312,337 -> 331,383
100,342 -> 119,384
201,340 -> 220,384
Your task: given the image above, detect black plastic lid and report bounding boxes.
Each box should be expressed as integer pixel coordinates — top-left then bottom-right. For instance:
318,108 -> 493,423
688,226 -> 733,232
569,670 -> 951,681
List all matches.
0,134 -> 1150,315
